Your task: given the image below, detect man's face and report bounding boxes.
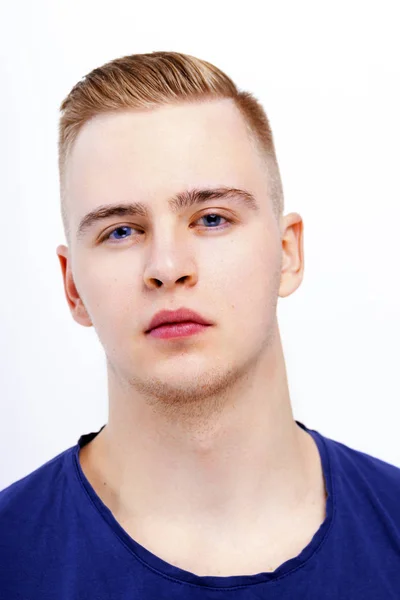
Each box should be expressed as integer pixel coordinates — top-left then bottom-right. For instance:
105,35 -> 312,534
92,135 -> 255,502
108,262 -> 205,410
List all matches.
57,99 -> 302,406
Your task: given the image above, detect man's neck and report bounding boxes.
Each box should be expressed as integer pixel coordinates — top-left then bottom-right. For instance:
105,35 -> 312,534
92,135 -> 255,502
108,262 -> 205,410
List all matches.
79,341 -> 324,539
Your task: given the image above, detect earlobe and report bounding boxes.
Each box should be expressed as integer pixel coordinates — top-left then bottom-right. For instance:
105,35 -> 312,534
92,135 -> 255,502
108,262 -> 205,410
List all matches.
56,245 -> 93,327
74,304 -> 93,328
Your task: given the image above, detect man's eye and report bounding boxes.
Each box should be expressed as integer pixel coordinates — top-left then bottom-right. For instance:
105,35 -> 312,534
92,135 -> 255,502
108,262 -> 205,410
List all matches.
101,226 -> 142,243
194,213 -> 230,229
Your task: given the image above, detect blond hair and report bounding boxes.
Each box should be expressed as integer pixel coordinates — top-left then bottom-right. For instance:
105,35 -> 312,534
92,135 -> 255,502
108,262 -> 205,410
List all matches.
58,51 -> 283,241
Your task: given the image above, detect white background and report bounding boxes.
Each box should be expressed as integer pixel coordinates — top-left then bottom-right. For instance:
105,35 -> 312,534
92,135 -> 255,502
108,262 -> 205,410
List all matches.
0,1 -> 399,489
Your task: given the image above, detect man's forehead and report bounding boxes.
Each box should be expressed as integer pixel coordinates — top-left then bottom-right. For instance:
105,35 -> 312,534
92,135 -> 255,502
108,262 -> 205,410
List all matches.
65,100 -> 265,191
68,98 -> 256,163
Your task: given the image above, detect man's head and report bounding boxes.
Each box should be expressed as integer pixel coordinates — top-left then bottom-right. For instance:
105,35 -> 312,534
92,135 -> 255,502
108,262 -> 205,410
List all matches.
56,52 -> 303,411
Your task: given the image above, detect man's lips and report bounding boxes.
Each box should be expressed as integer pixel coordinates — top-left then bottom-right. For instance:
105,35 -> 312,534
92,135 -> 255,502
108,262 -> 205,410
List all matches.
147,321 -> 210,339
145,308 -> 212,332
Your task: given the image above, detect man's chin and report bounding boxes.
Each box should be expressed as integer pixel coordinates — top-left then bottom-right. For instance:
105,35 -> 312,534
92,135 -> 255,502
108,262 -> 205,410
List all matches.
128,361 -> 244,411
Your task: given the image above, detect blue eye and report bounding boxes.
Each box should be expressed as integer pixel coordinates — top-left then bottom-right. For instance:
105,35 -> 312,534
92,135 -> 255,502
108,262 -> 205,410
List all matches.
104,226 -> 138,243
198,214 -> 228,228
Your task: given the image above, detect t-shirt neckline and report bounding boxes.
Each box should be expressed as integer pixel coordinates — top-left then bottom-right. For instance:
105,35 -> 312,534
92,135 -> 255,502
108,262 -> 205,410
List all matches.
72,420 -> 335,590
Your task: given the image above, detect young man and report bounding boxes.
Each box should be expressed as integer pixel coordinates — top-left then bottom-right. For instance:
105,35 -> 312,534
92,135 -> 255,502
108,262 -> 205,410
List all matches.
1,51 -> 399,598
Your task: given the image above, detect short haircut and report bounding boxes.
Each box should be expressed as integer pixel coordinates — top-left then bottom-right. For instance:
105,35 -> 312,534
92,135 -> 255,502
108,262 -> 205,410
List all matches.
58,51 -> 284,242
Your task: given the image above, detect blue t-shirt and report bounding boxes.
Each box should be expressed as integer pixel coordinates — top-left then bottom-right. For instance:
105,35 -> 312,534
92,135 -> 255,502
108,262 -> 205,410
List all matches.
1,420 -> 400,598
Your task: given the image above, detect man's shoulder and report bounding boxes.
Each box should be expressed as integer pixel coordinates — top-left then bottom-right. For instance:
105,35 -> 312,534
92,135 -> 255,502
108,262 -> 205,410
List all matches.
320,428 -> 400,512
324,430 -> 400,475
0,445 -> 76,522
0,444 -> 81,594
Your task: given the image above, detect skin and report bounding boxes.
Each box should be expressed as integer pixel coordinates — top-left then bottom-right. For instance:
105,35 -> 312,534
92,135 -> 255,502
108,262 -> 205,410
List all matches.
56,98 -> 326,576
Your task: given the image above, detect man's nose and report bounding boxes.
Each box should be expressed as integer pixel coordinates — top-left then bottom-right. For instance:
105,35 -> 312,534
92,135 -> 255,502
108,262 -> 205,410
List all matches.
143,243 -> 198,290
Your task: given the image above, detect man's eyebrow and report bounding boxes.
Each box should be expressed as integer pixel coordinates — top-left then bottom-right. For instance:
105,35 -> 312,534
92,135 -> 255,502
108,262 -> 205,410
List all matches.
76,186 -> 260,240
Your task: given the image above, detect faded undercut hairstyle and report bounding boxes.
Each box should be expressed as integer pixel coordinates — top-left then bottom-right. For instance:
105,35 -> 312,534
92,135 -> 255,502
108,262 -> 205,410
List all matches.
58,51 -> 284,243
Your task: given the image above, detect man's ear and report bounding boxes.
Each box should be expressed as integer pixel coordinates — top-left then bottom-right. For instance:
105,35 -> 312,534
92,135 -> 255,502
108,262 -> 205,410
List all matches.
278,213 -> 304,298
56,245 -> 93,327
